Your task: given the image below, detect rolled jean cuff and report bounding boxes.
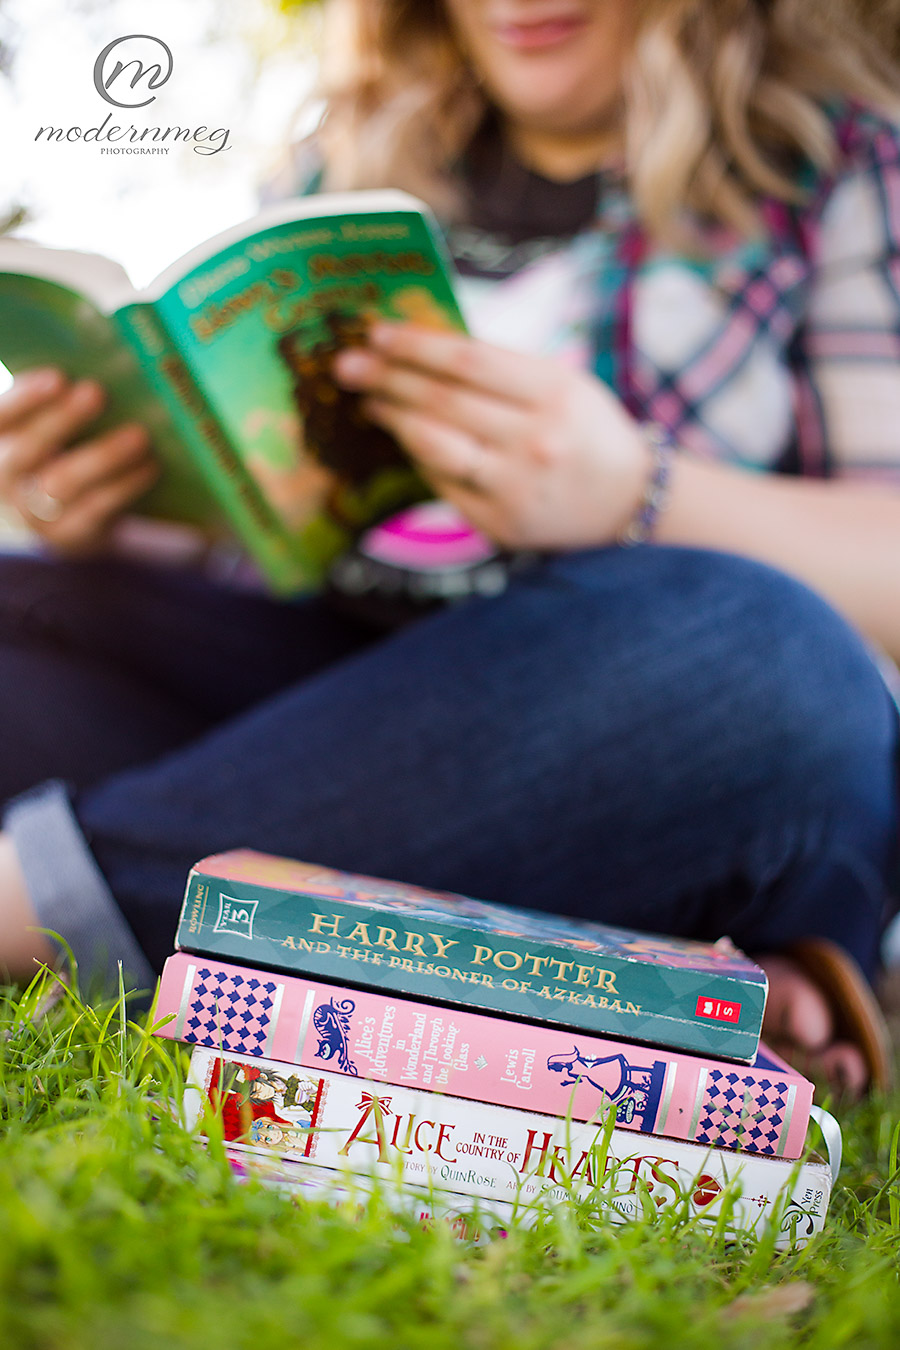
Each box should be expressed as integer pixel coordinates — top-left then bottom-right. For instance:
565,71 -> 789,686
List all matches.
3,780 -> 155,994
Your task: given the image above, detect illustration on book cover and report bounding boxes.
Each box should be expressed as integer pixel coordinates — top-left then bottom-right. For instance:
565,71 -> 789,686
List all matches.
202,1056 -> 326,1160
313,997 -> 359,1076
546,1047 -> 666,1129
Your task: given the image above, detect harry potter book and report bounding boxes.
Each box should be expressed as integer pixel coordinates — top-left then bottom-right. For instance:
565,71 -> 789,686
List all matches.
174,850 -> 768,1061
155,951 -> 809,1157
184,1046 -> 837,1251
0,191 -> 464,592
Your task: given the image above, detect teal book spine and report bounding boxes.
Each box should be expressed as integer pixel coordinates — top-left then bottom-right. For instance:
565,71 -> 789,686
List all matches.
175,856 -> 767,1061
113,304 -> 307,593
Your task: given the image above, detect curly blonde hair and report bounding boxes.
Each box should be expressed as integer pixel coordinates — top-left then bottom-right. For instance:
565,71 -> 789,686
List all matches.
308,0 -> 900,237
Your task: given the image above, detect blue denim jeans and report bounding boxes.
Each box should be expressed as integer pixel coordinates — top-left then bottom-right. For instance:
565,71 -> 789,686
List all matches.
1,545 -> 897,992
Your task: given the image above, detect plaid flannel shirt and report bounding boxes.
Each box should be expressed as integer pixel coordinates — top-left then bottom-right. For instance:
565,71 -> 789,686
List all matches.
612,105 -> 900,484
275,104 -> 900,483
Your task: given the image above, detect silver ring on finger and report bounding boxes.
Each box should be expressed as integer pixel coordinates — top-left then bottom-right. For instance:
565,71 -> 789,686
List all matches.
19,474 -> 64,523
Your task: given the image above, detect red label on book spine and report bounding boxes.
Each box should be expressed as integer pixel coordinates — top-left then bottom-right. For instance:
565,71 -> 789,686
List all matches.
695,996 -> 742,1023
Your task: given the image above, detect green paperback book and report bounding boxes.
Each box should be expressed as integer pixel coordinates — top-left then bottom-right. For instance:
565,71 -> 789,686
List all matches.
175,850 -> 769,1062
0,191 -> 466,592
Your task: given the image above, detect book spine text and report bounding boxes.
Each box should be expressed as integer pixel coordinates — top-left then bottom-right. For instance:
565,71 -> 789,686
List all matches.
185,1046 -> 832,1250
114,304 -> 304,592
175,869 -> 764,1059
156,951 -> 810,1156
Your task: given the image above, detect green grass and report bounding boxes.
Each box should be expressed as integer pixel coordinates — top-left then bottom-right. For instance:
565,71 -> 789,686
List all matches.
1,969 -> 898,1350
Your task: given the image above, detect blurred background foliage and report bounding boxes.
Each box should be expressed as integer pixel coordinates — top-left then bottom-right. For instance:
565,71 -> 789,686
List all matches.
0,0 -> 323,239
0,0 -> 24,233
0,0 -> 897,244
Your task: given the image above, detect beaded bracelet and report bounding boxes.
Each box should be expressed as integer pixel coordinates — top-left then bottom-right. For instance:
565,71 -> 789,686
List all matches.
619,423 -> 676,546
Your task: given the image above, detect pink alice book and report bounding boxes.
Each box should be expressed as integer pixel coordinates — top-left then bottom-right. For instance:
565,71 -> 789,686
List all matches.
153,951 -> 813,1159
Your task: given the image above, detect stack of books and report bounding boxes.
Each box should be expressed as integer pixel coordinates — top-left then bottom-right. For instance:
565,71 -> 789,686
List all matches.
153,849 -> 839,1246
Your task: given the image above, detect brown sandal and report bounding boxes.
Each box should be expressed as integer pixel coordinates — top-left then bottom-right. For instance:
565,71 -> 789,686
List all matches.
786,938 -> 894,1094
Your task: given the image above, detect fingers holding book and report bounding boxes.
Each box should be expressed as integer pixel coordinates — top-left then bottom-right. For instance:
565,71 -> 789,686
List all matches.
0,370 -> 104,471
334,342 -> 523,452
21,425 -> 160,555
0,368 -> 158,553
332,320 -> 651,553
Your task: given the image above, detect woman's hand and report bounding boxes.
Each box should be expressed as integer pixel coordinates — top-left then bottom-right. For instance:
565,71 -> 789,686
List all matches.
0,368 -> 159,555
332,321 -> 651,551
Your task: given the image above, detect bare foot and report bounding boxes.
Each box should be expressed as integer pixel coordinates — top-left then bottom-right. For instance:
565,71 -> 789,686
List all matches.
759,953 -> 869,1100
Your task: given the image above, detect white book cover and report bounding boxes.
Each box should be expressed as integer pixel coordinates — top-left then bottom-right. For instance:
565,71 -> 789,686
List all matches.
185,1046 -> 838,1250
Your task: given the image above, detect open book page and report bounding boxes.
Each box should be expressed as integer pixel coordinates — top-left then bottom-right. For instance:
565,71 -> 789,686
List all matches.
0,239 -> 137,312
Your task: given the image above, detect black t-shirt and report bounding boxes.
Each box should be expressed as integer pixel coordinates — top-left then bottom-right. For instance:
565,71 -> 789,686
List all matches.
446,112 -> 604,279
